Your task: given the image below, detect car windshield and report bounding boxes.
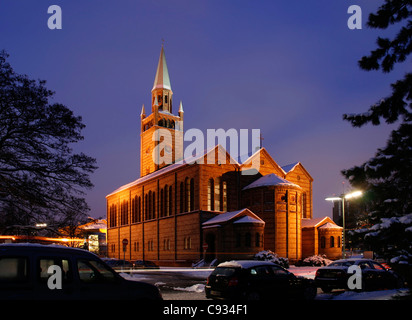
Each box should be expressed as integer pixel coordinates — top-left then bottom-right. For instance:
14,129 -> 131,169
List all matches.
211,267 -> 237,277
329,260 -> 356,267
77,259 -> 118,283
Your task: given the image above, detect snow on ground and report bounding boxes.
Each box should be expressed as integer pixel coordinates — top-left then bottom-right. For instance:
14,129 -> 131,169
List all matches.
316,288 -> 410,300
173,284 -> 206,293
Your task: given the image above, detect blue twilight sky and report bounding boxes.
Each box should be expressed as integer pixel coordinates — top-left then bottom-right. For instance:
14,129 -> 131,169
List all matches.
0,0 -> 407,219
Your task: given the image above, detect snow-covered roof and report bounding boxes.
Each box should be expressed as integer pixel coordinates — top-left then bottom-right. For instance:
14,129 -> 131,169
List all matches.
202,208 -> 264,227
301,217 -> 341,229
281,161 -> 313,181
233,216 -> 265,224
107,145 -> 238,197
239,148 -> 286,175
242,173 -> 301,191
106,161 -> 184,197
301,217 -> 328,228
318,222 -> 342,229
158,110 -> 181,118
281,162 -> 299,173
202,210 -> 245,226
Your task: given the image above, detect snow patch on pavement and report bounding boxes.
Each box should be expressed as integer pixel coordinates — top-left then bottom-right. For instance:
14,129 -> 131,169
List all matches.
173,284 -> 205,293
317,288 -> 409,300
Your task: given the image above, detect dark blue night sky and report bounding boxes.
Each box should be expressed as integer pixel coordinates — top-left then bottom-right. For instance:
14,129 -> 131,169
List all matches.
0,0 -> 406,218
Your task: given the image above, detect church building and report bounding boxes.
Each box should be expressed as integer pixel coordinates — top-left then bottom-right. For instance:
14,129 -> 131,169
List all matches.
106,46 -> 342,266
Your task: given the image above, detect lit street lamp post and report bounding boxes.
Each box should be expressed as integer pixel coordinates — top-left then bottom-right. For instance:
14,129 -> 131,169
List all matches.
325,191 -> 362,259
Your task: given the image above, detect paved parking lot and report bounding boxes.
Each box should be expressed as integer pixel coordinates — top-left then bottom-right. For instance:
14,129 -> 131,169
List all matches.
118,267 -> 409,300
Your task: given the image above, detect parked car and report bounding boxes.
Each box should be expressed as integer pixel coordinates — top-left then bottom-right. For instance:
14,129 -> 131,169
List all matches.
102,258 -> 134,270
0,243 -> 162,300
133,260 -> 159,269
315,258 -> 404,293
205,260 -> 317,300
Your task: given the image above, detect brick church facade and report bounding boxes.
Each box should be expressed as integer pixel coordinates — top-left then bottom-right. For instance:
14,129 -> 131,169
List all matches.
106,46 -> 342,266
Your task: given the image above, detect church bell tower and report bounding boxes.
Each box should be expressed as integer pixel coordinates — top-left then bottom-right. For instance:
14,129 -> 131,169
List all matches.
140,45 -> 184,177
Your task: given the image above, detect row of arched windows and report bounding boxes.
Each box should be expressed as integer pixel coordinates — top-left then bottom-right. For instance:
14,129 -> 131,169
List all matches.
160,185 -> 173,218
108,236 -> 194,254
120,200 -> 128,225
131,196 -> 141,223
320,236 -> 341,249
236,232 -> 263,248
109,204 -> 117,228
108,177 -> 199,227
207,178 -> 227,212
158,118 -> 175,129
180,178 -> 194,213
144,191 -> 156,220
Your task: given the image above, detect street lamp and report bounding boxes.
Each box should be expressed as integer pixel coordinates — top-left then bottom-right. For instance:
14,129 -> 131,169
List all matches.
35,223 -> 47,228
325,190 -> 363,259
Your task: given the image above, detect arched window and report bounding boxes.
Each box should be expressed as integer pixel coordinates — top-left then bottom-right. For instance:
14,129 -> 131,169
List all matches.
320,236 -> 326,249
185,177 -> 190,212
184,237 -> 192,250
152,191 -> 156,219
302,193 -> 307,218
208,178 -> 214,211
145,194 -> 148,220
255,233 -> 261,247
169,185 -> 173,216
109,205 -> 113,227
236,233 -> 241,247
131,197 -> 135,223
138,196 -> 141,222
109,204 -> 117,227
164,185 -> 168,216
190,178 -> 195,211
125,201 -> 128,224
120,201 -> 128,225
180,182 -> 184,213
337,236 -> 341,248
215,177 -> 220,211
222,181 -> 227,211
245,233 -> 251,247
160,189 -> 164,217
164,238 -> 170,251
120,202 -> 124,225
131,196 -> 138,223
330,236 -> 335,248
148,191 -> 152,219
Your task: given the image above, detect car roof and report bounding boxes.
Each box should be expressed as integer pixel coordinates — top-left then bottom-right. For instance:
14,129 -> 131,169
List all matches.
217,260 -> 278,269
332,258 -> 372,263
0,243 -> 96,257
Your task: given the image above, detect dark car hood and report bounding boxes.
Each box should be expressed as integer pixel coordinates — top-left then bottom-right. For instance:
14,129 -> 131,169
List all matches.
122,279 -> 162,300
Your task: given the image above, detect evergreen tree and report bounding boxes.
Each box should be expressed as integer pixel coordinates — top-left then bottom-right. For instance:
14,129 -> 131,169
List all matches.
0,51 -> 97,233
342,0 -> 412,260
